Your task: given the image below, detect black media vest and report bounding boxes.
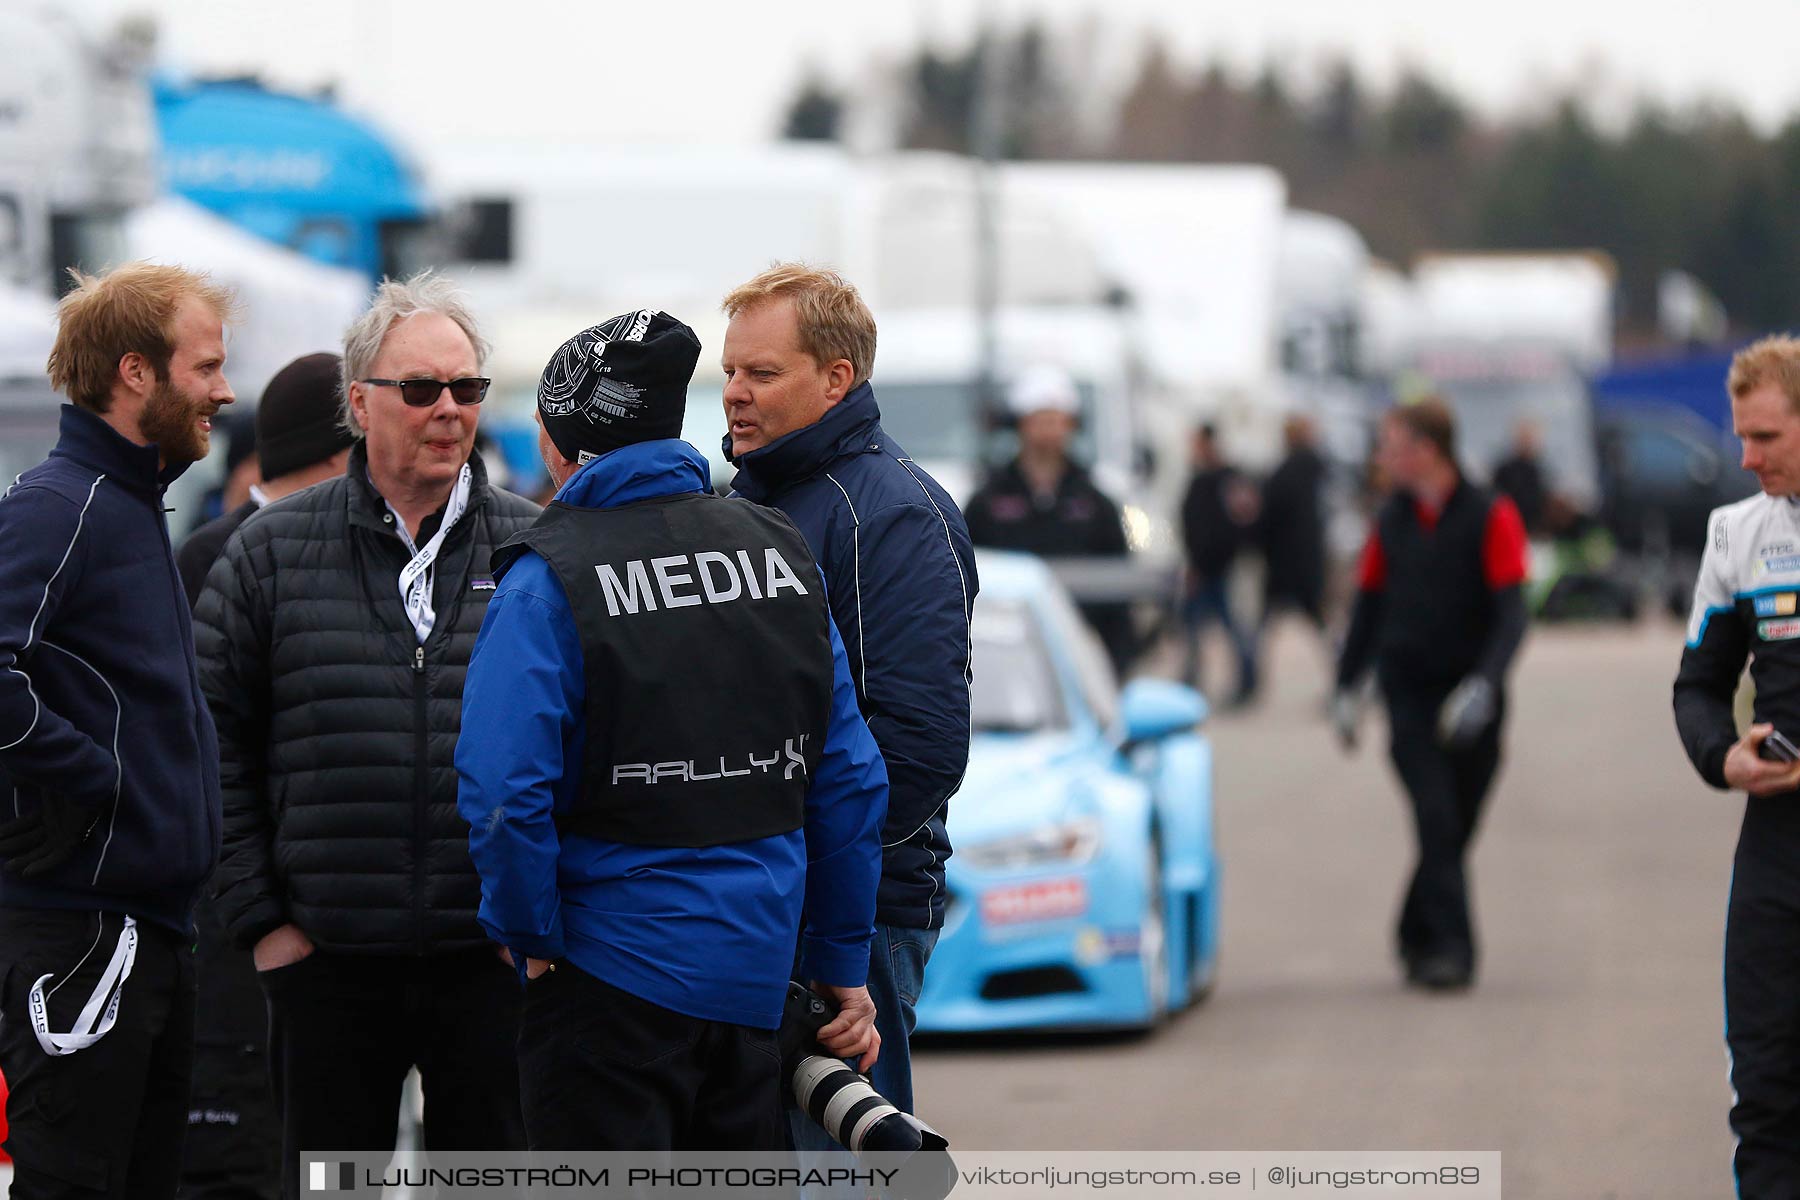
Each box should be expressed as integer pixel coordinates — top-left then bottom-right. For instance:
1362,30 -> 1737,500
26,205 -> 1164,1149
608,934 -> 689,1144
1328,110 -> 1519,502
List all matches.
1373,481 -> 1501,690
493,492 -> 834,848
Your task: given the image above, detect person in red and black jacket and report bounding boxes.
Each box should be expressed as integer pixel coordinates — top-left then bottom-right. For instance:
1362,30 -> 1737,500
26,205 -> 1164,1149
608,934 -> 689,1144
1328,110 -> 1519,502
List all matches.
1333,398 -> 1529,991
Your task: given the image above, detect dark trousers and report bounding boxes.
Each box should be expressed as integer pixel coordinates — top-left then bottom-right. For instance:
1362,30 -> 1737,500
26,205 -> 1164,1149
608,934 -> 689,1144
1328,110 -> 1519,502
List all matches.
179,899 -> 278,1200
518,965 -> 785,1151
0,909 -> 196,1199
179,1041 -> 279,1200
260,947 -> 524,1200
1725,801 -> 1800,1198
1260,581 -> 1327,631
1384,683 -> 1504,972
1181,573 -> 1257,699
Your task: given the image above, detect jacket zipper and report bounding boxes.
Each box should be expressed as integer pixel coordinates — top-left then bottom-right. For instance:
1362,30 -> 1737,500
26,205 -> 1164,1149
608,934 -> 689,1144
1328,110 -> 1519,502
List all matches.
413,643 -> 428,955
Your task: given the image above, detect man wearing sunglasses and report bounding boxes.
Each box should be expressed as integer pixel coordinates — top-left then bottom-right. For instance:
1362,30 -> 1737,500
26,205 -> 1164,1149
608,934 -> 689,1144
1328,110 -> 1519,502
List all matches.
194,273 -> 539,1195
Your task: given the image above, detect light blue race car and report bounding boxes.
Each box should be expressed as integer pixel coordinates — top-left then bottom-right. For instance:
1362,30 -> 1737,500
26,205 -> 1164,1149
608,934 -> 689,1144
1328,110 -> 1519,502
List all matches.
913,552 -> 1220,1035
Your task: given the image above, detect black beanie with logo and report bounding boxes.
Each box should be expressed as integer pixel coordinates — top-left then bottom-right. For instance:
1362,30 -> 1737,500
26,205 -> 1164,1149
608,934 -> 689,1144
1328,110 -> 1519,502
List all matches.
536,310 -> 700,464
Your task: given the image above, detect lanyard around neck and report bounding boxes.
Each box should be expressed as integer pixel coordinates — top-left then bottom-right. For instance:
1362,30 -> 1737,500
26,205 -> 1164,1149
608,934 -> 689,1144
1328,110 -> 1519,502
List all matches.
384,464 -> 472,644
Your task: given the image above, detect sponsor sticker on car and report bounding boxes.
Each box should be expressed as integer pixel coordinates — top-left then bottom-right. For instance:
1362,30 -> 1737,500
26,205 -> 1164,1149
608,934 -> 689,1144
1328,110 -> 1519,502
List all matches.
981,878 -> 1088,926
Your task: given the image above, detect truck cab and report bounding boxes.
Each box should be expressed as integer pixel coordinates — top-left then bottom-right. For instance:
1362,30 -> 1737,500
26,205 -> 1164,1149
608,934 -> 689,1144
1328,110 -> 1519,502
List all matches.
870,304 -> 1171,561
153,76 -> 431,284
0,8 -> 156,296
0,8 -> 155,495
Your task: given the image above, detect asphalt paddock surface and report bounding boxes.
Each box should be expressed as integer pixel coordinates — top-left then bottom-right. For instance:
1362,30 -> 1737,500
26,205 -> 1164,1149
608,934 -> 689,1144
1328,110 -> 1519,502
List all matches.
914,619 -> 1740,1199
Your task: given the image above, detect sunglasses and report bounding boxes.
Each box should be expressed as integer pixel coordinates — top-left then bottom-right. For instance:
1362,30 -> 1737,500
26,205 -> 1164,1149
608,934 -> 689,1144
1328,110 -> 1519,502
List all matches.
360,377 -> 492,407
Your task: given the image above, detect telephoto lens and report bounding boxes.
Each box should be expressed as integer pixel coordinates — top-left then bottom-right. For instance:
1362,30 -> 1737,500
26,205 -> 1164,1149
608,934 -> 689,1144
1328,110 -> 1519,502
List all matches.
779,982 -> 956,1200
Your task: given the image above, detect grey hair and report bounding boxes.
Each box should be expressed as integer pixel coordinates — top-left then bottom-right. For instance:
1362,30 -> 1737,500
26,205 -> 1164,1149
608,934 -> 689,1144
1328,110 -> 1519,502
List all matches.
339,271 -> 491,438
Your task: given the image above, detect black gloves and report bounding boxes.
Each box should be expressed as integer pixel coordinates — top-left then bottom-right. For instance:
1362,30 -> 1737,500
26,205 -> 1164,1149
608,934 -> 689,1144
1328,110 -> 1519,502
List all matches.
0,790 -> 104,880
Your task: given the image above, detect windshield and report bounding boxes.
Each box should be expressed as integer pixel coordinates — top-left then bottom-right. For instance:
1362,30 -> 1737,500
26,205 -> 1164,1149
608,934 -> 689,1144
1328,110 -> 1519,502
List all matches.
48,213 -> 130,297
970,597 -> 1068,734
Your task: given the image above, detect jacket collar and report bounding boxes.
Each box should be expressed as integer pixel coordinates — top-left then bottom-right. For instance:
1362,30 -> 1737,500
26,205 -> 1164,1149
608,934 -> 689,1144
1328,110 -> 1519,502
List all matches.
345,439 -> 494,532
728,382 -> 884,503
50,403 -> 190,494
554,439 -> 713,509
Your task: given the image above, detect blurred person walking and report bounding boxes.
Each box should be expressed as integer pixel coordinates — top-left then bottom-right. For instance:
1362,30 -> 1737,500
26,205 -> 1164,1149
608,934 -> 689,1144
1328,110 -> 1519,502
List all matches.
1251,414 -> 1329,692
1333,399 -> 1528,991
175,352 -> 353,1200
1491,419 -> 1548,538
721,264 -> 976,1135
1672,336 -> 1800,1196
964,367 -> 1134,673
194,275 -> 536,1197
1178,422 -> 1259,703
458,312 -> 887,1150
0,263 -> 236,1200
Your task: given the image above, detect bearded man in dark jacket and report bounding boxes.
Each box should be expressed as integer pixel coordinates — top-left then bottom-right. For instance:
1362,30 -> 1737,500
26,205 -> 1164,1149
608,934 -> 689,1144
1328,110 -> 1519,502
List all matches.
721,264 -> 977,1129
194,274 -> 537,1195
0,262 -> 235,1200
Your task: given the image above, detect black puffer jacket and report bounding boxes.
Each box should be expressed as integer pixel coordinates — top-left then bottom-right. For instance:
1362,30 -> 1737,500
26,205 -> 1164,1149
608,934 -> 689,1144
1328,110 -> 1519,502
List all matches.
194,445 -> 538,955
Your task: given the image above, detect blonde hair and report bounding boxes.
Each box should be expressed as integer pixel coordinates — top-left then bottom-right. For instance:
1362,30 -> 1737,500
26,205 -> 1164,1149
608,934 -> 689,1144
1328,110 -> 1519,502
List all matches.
721,263 -> 877,387
47,263 -> 240,413
1729,335 -> 1800,411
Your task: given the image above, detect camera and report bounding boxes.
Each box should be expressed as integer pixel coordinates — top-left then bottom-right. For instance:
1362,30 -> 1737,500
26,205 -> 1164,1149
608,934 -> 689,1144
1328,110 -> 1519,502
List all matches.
779,981 -> 954,1196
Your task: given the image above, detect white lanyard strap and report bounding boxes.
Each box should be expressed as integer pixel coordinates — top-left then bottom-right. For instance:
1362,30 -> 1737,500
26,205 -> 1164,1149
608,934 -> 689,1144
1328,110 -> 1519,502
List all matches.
29,915 -> 137,1056
390,465 -> 471,644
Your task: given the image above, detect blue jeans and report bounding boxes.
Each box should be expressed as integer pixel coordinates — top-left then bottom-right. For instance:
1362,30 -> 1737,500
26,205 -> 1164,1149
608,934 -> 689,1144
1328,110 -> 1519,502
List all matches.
1182,574 -> 1256,698
789,923 -> 939,1160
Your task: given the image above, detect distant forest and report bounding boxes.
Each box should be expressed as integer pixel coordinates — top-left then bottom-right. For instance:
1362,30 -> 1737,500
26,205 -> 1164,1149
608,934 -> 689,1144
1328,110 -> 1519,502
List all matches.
781,27 -> 1800,337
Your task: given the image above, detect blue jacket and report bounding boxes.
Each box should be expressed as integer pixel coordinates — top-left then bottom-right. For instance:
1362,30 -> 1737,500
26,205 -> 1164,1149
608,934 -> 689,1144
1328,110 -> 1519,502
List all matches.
730,383 -> 977,929
455,439 -> 888,1030
0,405 -> 221,932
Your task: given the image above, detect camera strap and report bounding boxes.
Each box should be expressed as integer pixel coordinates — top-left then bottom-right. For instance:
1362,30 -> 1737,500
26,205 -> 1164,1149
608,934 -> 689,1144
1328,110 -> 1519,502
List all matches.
28,914 -> 137,1056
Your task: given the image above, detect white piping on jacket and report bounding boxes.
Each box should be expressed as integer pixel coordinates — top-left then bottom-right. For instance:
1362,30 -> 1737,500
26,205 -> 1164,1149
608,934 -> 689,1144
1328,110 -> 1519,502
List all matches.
38,641 -> 124,885
1,475 -> 105,752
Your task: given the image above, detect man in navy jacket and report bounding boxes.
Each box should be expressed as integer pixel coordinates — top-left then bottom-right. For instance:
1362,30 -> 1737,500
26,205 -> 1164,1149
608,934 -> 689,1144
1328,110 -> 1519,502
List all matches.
0,263 -> 236,1199
457,311 -> 888,1150
723,265 -> 977,1122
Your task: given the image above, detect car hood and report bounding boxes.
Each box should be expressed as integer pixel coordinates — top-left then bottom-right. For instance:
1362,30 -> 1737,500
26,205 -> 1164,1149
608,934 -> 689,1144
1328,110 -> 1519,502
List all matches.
952,730 -> 1102,844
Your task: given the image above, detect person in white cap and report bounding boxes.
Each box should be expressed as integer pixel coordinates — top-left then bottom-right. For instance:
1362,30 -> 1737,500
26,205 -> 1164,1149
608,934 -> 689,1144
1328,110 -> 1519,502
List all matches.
964,365 -> 1133,669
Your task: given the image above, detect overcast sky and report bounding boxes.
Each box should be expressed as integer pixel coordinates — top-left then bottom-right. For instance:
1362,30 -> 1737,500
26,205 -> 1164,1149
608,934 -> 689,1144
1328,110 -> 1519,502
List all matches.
68,0 -> 1800,152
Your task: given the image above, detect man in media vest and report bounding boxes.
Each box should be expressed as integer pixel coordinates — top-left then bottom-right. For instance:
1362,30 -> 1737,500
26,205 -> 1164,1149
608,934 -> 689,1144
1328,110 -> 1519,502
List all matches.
456,311 -> 890,1150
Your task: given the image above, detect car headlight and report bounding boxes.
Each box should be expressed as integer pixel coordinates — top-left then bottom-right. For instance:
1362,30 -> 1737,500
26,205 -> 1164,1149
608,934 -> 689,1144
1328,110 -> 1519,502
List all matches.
962,816 -> 1103,871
